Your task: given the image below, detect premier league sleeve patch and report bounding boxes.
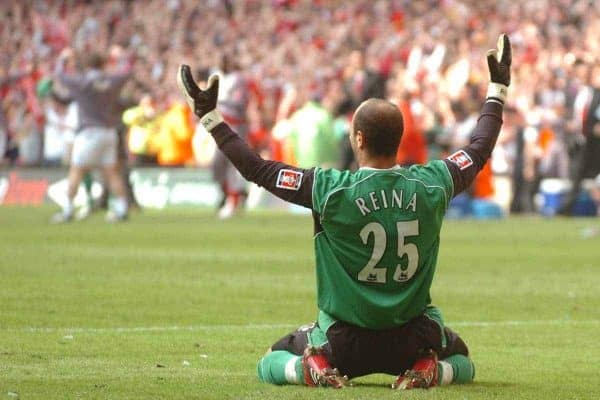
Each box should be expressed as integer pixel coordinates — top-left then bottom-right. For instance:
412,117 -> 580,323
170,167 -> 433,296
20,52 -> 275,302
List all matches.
276,169 -> 303,191
447,150 -> 473,170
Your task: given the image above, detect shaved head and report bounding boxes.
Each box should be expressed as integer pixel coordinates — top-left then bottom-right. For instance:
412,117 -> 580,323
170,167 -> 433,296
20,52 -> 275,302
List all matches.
352,99 -> 404,157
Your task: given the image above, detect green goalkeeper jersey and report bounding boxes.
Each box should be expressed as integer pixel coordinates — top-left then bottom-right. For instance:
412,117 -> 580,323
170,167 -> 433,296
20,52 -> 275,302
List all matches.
312,161 -> 454,330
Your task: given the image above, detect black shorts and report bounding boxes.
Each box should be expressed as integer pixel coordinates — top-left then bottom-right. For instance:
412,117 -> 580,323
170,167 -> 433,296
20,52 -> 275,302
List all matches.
270,316 -> 468,379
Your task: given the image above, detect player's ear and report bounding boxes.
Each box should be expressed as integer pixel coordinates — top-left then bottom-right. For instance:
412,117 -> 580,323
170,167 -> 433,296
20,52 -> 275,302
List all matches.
355,130 -> 365,150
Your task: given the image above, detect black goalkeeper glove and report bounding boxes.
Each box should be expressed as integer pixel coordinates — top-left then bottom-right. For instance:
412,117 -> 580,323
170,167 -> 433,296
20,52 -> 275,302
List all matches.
177,64 -> 223,130
486,34 -> 511,105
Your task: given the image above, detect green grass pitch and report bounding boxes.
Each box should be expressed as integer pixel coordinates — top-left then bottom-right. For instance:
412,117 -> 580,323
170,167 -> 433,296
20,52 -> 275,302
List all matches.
1,206 -> 599,399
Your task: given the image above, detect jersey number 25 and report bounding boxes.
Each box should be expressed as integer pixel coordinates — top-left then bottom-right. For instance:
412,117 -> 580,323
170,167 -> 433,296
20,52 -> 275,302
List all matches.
357,220 -> 419,284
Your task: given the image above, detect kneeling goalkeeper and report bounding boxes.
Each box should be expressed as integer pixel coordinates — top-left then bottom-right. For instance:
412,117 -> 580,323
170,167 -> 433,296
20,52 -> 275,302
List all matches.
177,35 -> 511,389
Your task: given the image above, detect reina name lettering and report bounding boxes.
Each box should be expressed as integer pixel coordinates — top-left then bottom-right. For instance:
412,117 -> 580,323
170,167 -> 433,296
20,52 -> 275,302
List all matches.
354,189 -> 417,216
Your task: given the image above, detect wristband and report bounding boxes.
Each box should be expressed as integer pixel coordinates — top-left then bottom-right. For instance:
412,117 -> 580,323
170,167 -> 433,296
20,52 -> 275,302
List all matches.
200,109 -> 224,131
486,83 -> 508,105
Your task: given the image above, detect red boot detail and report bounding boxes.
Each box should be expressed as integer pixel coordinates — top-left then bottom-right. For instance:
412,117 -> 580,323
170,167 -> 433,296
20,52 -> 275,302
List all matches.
392,350 -> 438,390
301,346 -> 348,388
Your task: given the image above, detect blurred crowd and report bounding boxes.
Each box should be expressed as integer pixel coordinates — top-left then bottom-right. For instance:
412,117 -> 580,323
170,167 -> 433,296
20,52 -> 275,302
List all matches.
1,0 -> 600,212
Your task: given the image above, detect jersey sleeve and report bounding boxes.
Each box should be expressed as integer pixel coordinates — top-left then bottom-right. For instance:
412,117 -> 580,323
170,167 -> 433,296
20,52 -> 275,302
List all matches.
443,101 -> 504,196
53,58 -> 84,94
408,160 -> 454,209
53,72 -> 84,98
109,72 -> 131,91
210,122 -> 314,208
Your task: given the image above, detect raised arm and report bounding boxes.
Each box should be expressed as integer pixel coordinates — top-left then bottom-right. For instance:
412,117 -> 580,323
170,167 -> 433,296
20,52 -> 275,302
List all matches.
176,65 -> 314,208
444,34 -> 512,195
52,47 -> 88,97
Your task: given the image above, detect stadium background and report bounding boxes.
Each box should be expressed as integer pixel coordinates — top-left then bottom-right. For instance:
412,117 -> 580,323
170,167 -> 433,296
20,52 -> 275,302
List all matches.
2,1 -> 600,399
1,0 -> 600,216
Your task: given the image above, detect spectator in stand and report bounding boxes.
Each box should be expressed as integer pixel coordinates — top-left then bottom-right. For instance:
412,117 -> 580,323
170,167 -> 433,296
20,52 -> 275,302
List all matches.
337,50 -> 387,171
123,94 -> 161,166
0,106 -> 6,165
0,0 -> 599,217
0,66 -> 10,164
153,91 -> 195,167
1,63 -> 35,166
502,106 -> 536,214
559,64 -> 600,215
284,85 -> 339,170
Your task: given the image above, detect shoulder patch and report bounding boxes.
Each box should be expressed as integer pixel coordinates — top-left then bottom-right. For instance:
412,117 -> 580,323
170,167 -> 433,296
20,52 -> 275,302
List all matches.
447,150 -> 473,170
276,169 -> 303,191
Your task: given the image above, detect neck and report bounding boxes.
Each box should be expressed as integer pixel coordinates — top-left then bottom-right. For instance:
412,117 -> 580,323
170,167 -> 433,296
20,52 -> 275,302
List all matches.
358,155 -> 398,169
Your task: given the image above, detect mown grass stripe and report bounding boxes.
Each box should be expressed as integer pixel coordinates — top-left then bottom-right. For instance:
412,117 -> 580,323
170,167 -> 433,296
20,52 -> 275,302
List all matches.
7,319 -> 599,334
